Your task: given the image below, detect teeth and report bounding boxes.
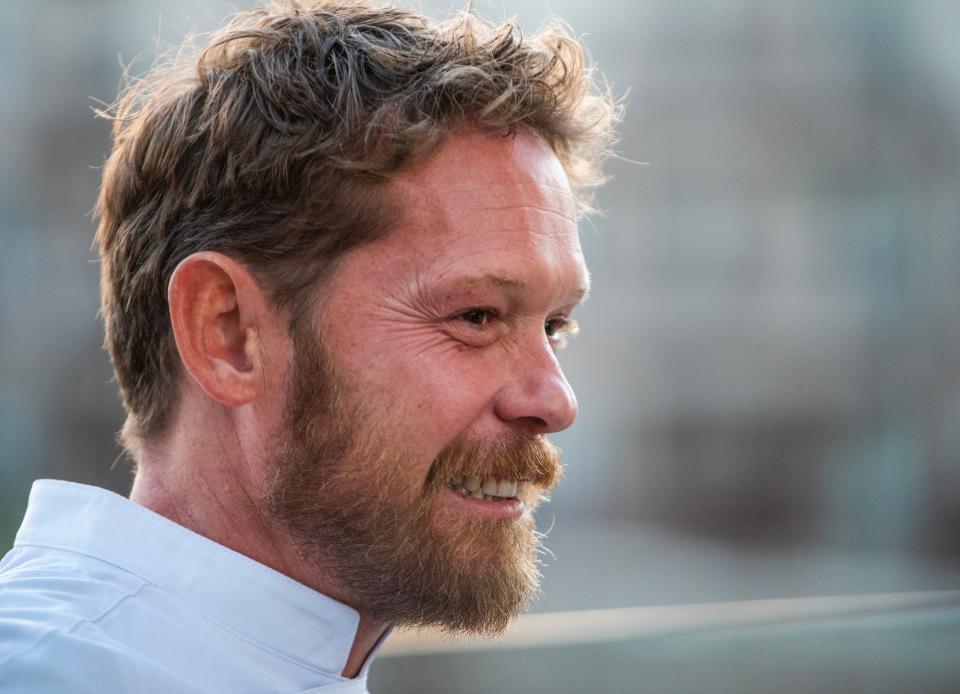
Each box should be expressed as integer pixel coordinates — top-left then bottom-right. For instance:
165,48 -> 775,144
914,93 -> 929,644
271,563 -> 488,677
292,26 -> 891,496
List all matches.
450,476 -> 525,501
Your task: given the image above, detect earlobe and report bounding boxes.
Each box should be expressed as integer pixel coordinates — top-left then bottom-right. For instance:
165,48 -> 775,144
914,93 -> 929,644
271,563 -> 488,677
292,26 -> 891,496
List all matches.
168,252 -> 265,408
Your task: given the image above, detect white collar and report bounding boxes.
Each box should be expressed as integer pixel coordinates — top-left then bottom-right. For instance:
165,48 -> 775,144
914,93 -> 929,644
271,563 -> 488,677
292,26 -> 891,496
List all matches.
15,479 -> 391,679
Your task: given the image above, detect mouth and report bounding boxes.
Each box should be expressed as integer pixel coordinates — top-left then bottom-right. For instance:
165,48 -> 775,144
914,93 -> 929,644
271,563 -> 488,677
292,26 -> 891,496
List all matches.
447,474 -> 532,502
443,475 -> 527,520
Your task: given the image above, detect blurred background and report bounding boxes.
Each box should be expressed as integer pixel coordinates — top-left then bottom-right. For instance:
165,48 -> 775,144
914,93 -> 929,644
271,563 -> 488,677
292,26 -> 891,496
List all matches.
1,0 -> 958,691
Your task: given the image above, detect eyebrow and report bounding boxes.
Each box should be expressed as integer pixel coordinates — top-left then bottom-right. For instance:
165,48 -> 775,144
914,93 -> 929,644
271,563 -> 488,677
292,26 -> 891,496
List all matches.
435,272 -> 591,304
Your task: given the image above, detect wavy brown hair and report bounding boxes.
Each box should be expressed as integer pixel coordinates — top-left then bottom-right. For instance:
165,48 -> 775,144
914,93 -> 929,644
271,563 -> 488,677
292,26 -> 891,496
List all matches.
95,0 -> 619,451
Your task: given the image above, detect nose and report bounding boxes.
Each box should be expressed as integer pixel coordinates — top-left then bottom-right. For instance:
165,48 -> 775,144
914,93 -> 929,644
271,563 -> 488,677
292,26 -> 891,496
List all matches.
493,341 -> 579,434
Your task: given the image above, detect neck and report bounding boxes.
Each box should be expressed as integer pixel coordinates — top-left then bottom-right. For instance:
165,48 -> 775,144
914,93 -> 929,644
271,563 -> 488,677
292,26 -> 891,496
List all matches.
342,618 -> 391,678
129,442 -> 391,678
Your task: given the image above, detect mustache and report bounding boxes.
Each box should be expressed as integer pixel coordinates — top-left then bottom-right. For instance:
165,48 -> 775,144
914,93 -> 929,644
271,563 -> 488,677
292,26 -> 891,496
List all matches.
426,432 -> 564,491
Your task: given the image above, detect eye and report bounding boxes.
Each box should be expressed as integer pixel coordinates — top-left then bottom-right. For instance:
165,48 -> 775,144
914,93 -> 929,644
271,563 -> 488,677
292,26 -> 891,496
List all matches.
544,317 -> 569,337
545,316 -> 579,348
455,308 -> 499,329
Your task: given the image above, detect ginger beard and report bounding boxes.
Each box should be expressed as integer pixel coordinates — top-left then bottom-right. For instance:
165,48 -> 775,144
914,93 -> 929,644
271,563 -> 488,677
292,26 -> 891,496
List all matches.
265,323 -> 563,635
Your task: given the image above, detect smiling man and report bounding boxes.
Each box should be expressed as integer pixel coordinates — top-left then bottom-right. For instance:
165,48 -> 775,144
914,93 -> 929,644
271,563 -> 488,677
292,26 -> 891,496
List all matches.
0,1 -> 617,692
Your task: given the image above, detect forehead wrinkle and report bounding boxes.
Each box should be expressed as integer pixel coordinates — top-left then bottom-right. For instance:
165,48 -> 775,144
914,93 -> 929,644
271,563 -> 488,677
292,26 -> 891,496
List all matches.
426,271 -> 590,306
394,179 -> 573,219
468,205 -> 576,224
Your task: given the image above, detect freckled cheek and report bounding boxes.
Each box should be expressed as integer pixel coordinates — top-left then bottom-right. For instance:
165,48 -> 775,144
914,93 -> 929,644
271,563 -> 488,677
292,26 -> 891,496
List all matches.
382,355 -> 502,446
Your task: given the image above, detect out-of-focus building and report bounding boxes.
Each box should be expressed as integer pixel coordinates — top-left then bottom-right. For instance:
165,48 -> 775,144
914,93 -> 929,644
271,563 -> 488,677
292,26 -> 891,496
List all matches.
2,0 -> 959,610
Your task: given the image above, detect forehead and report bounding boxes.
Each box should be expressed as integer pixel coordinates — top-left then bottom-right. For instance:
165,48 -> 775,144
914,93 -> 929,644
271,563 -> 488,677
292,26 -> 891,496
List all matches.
394,130 -> 574,213
371,131 -> 586,293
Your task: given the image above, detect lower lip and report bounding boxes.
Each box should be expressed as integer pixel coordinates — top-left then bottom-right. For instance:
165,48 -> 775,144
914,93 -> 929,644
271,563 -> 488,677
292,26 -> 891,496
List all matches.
443,487 -> 525,519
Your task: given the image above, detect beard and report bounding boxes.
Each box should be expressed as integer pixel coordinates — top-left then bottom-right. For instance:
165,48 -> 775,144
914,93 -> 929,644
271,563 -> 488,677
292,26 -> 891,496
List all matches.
263,322 -> 563,636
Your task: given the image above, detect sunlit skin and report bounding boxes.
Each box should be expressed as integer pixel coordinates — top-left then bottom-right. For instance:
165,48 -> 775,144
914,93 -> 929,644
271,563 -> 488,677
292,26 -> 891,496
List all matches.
129,130 -> 589,678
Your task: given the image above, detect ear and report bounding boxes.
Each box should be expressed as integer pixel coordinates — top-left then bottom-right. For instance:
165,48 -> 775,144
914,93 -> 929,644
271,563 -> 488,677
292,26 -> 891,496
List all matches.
167,252 -> 273,408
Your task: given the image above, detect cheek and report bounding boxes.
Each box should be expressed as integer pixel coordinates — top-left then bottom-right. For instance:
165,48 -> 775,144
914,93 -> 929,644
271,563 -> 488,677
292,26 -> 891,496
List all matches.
366,343 -> 505,449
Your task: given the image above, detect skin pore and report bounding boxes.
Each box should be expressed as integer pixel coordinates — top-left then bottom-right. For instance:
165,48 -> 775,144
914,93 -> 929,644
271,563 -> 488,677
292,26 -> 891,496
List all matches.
129,130 -> 589,678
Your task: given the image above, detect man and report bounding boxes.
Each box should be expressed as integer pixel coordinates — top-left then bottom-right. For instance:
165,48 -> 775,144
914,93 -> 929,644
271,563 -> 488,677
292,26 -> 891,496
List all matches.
0,1 -> 617,691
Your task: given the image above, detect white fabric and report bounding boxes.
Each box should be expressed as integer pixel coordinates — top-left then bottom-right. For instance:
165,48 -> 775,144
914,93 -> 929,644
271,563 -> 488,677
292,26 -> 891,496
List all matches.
0,480 -> 391,693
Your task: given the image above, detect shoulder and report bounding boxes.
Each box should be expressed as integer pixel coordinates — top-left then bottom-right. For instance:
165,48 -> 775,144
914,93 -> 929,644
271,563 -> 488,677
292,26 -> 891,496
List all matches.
0,546 -> 169,693
0,626 -> 142,693
0,627 -> 202,693
0,545 -> 146,640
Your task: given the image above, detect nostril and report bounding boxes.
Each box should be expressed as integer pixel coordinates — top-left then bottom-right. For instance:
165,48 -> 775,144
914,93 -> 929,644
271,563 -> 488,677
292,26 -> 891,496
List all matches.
519,415 -> 549,433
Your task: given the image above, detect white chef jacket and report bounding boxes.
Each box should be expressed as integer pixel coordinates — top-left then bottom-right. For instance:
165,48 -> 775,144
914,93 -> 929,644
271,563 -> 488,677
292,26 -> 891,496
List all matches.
0,480 -> 391,693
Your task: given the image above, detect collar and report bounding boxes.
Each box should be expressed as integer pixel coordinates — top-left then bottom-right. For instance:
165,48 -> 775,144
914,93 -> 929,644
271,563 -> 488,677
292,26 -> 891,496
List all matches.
15,479 -> 392,679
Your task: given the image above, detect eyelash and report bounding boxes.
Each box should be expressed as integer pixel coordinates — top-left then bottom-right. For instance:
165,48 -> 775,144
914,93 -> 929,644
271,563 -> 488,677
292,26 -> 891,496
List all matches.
545,317 -> 573,338
454,308 -> 577,342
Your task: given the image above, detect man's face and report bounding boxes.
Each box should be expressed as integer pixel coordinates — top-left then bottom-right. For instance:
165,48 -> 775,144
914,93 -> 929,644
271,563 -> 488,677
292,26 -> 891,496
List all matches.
266,131 -> 588,634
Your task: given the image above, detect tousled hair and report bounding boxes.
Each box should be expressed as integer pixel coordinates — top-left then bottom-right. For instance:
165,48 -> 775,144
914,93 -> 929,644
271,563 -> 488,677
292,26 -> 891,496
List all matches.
95,0 -> 619,453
